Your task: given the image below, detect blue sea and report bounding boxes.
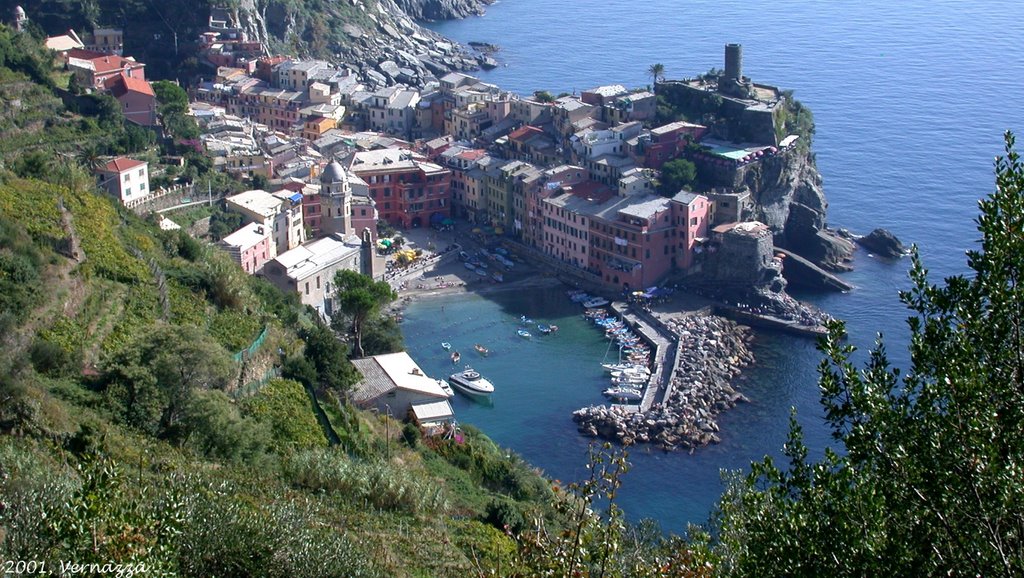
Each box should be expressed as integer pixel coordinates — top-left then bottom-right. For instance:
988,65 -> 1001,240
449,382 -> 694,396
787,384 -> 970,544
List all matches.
402,0 -> 1024,534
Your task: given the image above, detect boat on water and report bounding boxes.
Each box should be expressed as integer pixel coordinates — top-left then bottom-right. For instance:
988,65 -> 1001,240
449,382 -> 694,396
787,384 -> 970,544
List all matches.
442,342 -> 452,351
609,366 -> 651,378
436,379 -> 455,397
520,315 -> 534,324
583,297 -> 610,308
474,344 -> 489,356
451,351 -> 461,364
537,323 -> 552,334
602,362 -> 650,374
449,366 -> 495,396
464,262 -> 477,271
492,271 -> 504,282
603,387 -> 643,402
475,268 -> 488,276
517,328 -> 532,338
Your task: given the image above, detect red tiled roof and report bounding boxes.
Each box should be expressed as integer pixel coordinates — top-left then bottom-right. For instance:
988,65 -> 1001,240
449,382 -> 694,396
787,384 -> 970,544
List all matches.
101,157 -> 146,173
67,48 -> 144,74
508,125 -> 544,142
106,73 -> 155,97
456,149 -> 486,161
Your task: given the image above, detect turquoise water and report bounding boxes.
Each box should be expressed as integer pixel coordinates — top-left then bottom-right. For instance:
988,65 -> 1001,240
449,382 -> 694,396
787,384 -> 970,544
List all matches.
406,0 -> 1024,533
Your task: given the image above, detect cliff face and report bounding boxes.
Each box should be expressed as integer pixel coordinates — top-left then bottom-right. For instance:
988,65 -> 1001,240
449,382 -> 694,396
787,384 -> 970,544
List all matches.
232,0 -> 490,87
394,0 -> 494,20
738,149 -> 854,272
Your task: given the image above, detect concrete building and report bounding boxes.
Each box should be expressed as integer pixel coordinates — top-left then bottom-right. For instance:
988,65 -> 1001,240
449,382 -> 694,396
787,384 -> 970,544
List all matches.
95,157 -> 149,205
218,222 -> 273,274
224,189 -> 306,257
350,352 -> 453,425
67,49 -> 145,89
106,73 -> 157,127
263,234 -> 363,316
346,149 -> 451,229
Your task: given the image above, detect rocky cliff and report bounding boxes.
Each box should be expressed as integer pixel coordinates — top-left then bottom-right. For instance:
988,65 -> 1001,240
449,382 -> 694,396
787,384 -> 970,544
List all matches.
394,0 -> 495,20
231,0 -> 493,88
738,148 -> 855,272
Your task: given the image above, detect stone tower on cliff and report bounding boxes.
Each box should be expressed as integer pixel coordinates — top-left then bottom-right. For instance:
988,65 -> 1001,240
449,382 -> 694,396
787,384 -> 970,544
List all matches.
319,160 -> 353,237
719,43 -> 753,99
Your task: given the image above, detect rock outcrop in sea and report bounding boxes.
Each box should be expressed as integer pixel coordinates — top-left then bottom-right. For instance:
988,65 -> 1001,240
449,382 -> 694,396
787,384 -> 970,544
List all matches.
573,315 -> 754,452
855,228 -> 907,259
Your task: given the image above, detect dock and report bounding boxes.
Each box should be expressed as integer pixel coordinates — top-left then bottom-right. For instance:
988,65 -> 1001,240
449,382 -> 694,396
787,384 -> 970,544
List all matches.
609,302 -> 679,412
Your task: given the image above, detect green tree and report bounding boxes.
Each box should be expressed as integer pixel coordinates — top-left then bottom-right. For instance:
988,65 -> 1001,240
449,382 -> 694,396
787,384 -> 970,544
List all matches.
658,158 -> 698,195
533,90 -> 555,103
103,325 -> 235,438
331,270 -> 396,358
299,323 -> 359,392
713,132 -> 1024,576
648,63 -> 665,85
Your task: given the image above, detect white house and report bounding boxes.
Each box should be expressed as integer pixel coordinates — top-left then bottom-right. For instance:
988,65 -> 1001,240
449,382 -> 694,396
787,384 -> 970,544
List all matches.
96,157 -> 149,205
224,189 -> 306,257
350,352 -> 455,427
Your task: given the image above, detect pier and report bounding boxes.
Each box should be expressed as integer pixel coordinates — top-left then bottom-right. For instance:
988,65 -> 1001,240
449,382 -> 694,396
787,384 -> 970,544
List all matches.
609,302 -> 678,412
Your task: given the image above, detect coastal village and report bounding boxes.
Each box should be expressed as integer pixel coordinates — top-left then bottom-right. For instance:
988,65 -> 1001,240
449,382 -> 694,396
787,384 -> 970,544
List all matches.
20,6 -> 855,451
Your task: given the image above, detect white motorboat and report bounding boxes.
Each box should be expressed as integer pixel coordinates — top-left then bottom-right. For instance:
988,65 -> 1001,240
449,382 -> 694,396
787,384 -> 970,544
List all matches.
602,363 -> 650,374
610,366 -> 651,379
436,379 -> 455,398
582,297 -> 609,308
603,387 -> 643,402
449,366 -> 495,396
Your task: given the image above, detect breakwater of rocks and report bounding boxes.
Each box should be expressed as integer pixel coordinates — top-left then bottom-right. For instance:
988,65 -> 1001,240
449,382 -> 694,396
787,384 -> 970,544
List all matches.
573,315 -> 754,452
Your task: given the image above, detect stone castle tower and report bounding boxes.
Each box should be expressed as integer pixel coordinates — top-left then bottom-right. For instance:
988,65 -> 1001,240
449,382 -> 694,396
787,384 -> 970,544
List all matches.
319,160 -> 353,237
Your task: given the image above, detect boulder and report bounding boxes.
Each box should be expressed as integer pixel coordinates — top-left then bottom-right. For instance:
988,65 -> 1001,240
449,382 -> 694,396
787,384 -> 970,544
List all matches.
856,228 -> 907,259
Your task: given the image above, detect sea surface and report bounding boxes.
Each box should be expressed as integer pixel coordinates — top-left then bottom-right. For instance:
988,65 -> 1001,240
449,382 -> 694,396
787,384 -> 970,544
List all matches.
401,0 -> 1024,534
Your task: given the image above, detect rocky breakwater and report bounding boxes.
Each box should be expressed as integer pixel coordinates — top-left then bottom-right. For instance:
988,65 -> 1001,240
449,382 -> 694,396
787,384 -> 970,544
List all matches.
573,315 -> 754,452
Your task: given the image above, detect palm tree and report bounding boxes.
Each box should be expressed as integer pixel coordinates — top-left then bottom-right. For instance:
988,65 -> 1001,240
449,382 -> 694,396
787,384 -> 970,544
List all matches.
648,63 -> 665,86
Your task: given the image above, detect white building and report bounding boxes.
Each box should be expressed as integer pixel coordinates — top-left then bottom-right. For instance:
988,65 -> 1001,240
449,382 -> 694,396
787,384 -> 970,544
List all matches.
224,189 -> 306,257
262,234 -> 362,316
96,157 -> 149,205
350,352 -> 455,426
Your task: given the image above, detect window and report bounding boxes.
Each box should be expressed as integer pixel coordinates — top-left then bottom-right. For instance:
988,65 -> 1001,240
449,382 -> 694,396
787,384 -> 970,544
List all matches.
305,282 -> 310,295
316,276 -> 320,289
690,217 -> 697,226
138,169 -> 145,177
123,174 -> 130,182
125,188 -> 131,196
140,182 -> 146,190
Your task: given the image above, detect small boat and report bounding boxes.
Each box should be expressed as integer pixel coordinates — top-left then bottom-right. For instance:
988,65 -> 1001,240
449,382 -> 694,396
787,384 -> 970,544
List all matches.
449,365 -> 495,396
458,250 -> 471,261
582,297 -> 610,308
537,324 -> 552,334
602,363 -> 650,374
603,387 -> 643,402
476,268 -> 488,276
609,366 -> 651,378
517,328 -> 532,338
492,271 -> 504,282
442,342 -> 452,351
451,351 -> 461,364
464,262 -> 477,271
494,247 -> 509,256
520,315 -> 534,324
436,379 -> 455,397
549,325 -> 558,332
474,344 -> 489,356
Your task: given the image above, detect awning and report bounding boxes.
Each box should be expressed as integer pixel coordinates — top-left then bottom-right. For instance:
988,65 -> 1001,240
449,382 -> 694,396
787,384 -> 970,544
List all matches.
379,239 -> 393,247
442,218 -> 456,226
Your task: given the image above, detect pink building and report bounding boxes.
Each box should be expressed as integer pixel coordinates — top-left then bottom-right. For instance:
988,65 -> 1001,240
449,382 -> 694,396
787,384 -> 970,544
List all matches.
585,190 -> 709,290
541,180 -> 613,270
644,121 -> 708,169
218,222 -> 273,274
105,73 -> 157,127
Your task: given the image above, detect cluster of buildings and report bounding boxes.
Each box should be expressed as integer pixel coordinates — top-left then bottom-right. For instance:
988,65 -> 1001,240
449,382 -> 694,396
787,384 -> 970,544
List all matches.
189,43 -> 799,297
